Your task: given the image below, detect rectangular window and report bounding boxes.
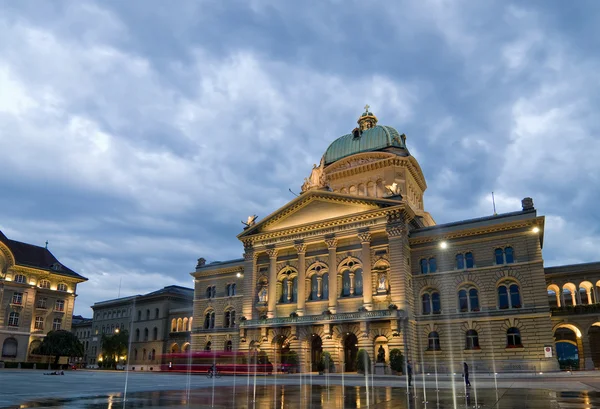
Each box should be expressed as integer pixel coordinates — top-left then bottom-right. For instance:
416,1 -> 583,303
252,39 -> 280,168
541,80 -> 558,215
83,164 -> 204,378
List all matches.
11,292 -> 23,305
57,283 -> 68,292
8,312 -> 19,327
37,298 -> 47,309
53,318 -> 62,330
14,275 -> 26,283
35,316 -> 44,330
55,299 -> 65,312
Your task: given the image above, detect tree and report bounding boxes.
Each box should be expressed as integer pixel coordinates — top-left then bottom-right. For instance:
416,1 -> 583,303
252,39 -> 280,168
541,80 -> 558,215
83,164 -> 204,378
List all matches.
356,349 -> 371,374
35,330 -> 83,365
389,349 -> 404,374
101,330 -> 129,368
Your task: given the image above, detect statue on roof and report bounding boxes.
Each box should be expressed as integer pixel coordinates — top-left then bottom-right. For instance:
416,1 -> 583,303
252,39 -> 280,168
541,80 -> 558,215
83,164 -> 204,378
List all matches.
301,156 -> 327,193
242,215 -> 258,228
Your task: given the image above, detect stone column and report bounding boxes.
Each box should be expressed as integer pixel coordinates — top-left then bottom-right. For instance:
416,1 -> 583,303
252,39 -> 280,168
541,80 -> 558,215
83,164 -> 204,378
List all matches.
358,230 -> 373,311
576,284 -> 582,305
386,212 -> 409,312
593,286 -> 599,304
295,242 -> 307,316
586,289 -> 593,305
561,288 -> 566,307
325,237 -> 338,313
581,335 -> 595,370
349,272 -> 355,296
266,247 -> 279,319
242,242 -> 257,320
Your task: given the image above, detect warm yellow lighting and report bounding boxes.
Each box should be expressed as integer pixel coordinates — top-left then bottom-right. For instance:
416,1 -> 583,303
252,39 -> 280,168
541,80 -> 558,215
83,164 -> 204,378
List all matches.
29,281 -> 36,285
532,227 -> 540,233
98,357 -> 103,362
439,241 -> 448,249
236,273 -> 242,278
5,277 -> 11,281
114,328 -> 120,333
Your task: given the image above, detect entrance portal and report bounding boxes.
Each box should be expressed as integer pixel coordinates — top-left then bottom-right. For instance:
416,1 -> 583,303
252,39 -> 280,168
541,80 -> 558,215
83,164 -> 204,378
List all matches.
343,333 -> 358,372
311,335 -> 323,372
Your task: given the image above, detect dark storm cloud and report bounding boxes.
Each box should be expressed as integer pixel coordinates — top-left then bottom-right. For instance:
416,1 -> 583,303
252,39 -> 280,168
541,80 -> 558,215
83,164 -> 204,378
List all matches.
1,0 -> 599,316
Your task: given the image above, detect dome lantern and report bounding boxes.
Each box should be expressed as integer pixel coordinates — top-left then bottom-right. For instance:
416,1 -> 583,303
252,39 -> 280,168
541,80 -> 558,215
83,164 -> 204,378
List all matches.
357,104 -> 378,131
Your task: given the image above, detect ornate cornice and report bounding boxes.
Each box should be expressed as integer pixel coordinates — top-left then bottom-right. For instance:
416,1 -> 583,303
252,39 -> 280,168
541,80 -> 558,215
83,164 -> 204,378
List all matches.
409,218 -> 541,246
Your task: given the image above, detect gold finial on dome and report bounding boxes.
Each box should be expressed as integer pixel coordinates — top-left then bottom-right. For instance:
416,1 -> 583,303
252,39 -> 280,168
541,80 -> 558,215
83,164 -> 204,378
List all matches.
357,104 -> 378,131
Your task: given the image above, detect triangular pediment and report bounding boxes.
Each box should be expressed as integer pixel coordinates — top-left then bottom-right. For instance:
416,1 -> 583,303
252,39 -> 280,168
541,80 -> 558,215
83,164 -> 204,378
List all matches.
238,191 -> 400,238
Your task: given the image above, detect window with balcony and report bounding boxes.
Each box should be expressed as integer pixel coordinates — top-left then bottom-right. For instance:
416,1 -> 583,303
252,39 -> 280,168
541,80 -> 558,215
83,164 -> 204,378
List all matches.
11,292 -> 23,305
8,312 -> 19,327
55,299 -> 65,312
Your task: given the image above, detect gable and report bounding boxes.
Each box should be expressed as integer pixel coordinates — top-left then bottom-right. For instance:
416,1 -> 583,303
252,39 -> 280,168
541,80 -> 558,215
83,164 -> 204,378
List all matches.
262,198 -> 380,232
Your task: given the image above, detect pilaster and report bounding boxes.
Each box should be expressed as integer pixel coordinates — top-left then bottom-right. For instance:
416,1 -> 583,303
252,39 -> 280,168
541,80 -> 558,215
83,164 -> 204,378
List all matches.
358,230 -> 373,311
241,241 -> 257,320
386,212 -> 410,313
266,247 -> 279,319
295,242 -> 307,316
325,237 -> 338,313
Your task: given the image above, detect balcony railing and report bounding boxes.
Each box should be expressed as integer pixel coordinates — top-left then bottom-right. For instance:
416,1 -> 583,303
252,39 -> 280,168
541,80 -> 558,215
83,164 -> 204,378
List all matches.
240,309 -> 401,328
551,304 -> 600,316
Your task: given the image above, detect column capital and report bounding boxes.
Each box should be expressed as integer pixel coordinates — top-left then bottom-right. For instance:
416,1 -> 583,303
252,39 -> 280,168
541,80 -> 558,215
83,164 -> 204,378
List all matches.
294,241 -> 307,254
358,230 -> 372,244
243,251 -> 257,261
324,236 -> 338,249
266,247 -> 279,259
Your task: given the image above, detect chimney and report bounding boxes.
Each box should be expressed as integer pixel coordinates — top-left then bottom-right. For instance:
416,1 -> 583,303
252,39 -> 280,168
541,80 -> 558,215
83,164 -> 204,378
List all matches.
521,197 -> 534,211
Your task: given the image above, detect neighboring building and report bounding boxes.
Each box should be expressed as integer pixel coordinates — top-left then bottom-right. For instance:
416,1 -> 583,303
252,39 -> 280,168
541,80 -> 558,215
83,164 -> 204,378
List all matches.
0,230 -> 87,363
89,285 -> 193,370
71,315 -> 93,366
190,107 -> 594,374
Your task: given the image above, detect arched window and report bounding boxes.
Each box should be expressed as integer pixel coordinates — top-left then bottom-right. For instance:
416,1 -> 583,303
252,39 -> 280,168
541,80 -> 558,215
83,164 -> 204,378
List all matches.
171,319 -> 176,332
420,259 -> 428,274
322,273 -> 329,299
495,247 -> 515,265
144,328 -> 149,341
427,332 -> 441,351
211,286 -> 216,298
204,311 -> 215,329
151,349 -> 156,361
153,327 -> 158,341
137,310 -> 142,321
428,258 -> 437,273
422,291 -> 441,315
458,287 -> 479,312
57,283 -> 67,292
224,311 -> 230,328
224,310 -> 236,328
8,312 -> 19,327
146,309 -> 150,320
226,284 -> 231,297
225,340 -> 233,351
155,308 -> 160,319
342,271 -> 351,296
205,341 -> 211,351
456,254 -> 465,270
506,327 -> 522,347
134,349 -> 138,360
1,338 -> 18,357
183,317 -> 189,331
422,293 -> 431,315
142,349 -> 147,361
498,283 -> 521,309
281,278 -> 290,303
465,330 -> 480,350
355,269 -> 363,296
176,318 -> 183,332
231,283 -> 236,296
465,252 -> 474,268
206,287 -> 212,299
291,278 -> 297,302
135,328 -> 140,341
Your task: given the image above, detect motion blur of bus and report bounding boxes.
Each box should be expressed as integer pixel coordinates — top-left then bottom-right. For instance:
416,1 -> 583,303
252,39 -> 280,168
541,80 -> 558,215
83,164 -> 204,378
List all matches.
160,351 -> 288,374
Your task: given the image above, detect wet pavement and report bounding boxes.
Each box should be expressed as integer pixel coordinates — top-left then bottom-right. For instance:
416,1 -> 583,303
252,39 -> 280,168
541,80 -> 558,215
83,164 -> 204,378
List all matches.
5,384 -> 600,409
1,370 -> 600,408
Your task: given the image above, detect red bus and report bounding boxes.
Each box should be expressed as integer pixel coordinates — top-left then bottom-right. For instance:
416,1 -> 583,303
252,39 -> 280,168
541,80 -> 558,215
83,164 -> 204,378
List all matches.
159,351 -> 276,374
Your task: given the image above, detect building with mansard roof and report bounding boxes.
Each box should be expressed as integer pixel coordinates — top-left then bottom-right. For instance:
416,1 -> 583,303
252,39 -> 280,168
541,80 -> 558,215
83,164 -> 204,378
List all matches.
191,108 -> 600,373
0,230 -> 87,363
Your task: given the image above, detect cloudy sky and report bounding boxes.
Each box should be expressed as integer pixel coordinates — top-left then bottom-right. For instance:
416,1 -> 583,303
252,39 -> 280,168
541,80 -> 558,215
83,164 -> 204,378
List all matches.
1,1 -> 599,316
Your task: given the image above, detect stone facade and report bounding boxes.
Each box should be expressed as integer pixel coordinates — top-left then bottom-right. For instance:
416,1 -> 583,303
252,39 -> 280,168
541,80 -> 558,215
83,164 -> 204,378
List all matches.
189,109 -> 593,373
0,231 -> 86,363
71,315 -> 93,366
89,286 -> 193,370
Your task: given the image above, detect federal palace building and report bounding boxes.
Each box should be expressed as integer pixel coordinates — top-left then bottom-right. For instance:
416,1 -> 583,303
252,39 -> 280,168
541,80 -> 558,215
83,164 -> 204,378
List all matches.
190,108 -> 600,374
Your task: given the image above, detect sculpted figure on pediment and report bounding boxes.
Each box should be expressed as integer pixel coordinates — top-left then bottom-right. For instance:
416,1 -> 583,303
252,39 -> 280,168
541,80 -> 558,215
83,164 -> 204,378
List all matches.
301,156 -> 327,192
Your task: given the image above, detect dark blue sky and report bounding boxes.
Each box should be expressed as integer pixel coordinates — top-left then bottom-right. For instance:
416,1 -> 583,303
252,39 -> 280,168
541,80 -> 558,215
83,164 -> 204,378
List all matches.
1,0 -> 599,316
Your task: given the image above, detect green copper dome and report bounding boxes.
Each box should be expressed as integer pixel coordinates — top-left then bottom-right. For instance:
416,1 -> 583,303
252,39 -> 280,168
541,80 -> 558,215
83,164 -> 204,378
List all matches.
323,125 -> 408,165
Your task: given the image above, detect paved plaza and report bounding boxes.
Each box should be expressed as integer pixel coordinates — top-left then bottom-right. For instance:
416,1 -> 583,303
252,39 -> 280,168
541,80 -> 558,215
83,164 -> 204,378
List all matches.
0,370 -> 599,408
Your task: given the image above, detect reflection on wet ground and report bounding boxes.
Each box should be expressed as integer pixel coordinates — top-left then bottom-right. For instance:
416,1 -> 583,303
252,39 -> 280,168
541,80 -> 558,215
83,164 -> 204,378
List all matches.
10,385 -> 600,409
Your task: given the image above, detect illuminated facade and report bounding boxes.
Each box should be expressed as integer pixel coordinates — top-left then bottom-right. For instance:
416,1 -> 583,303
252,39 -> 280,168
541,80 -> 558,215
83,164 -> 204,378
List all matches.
0,231 -> 87,363
191,108 -> 595,373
